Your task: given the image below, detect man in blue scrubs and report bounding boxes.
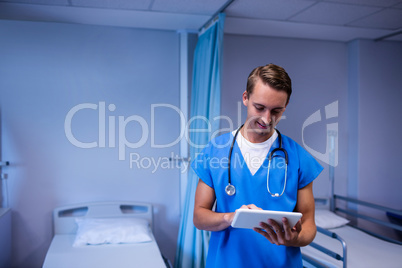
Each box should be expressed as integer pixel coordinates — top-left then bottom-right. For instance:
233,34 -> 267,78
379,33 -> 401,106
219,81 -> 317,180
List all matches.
192,63 -> 323,267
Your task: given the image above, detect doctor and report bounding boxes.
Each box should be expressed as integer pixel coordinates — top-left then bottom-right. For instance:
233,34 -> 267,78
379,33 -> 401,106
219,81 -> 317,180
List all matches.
192,63 -> 323,268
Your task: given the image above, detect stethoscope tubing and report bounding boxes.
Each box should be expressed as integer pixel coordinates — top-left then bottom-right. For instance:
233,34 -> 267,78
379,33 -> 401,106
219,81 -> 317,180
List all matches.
227,124 -> 243,186
226,124 -> 288,197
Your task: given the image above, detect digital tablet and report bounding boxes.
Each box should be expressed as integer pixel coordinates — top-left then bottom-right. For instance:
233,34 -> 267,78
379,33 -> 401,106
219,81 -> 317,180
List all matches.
231,209 -> 302,229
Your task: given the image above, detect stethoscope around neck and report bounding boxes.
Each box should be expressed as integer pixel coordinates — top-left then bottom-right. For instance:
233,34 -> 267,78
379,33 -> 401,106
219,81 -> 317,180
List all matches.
225,124 -> 289,197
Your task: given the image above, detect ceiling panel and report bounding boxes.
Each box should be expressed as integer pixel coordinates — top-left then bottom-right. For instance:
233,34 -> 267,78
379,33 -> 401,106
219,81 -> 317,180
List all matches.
290,2 -> 381,26
225,0 -> 316,20
0,0 -> 401,42
1,0 -> 68,5
323,0 -> 402,8
70,0 -> 152,10
151,0 -> 227,15
0,2 -> 209,30
348,8 -> 402,30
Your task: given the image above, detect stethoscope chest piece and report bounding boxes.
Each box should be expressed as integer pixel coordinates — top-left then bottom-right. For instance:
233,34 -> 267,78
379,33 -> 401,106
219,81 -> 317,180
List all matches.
225,184 -> 236,196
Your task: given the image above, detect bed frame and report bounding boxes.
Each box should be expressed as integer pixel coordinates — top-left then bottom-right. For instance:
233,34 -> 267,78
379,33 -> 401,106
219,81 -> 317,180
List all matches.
53,201 -> 154,235
303,195 -> 402,268
43,201 -> 171,268
304,136 -> 402,268
332,195 -> 402,245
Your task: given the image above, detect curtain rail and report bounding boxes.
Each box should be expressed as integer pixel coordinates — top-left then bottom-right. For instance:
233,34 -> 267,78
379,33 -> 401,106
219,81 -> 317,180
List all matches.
199,0 -> 235,32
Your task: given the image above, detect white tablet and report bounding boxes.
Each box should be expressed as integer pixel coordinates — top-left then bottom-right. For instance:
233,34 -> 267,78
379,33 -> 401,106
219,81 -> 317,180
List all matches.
231,209 -> 302,229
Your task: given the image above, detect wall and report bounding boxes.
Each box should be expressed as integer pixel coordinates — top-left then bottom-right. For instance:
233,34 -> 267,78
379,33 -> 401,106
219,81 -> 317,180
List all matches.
221,34 -> 349,199
0,20 -> 182,267
0,208 -> 11,267
352,39 -> 402,237
356,39 -> 402,206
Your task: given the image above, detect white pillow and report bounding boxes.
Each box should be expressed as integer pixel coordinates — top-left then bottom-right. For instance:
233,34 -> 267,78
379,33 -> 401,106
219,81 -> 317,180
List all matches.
315,209 -> 349,229
73,217 -> 152,247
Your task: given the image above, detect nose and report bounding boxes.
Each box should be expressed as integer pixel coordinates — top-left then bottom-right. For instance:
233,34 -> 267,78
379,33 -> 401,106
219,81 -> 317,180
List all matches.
261,110 -> 272,125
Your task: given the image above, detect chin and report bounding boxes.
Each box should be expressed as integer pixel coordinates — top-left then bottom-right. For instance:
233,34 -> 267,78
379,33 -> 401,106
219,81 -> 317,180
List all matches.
254,126 -> 272,136
258,129 -> 272,136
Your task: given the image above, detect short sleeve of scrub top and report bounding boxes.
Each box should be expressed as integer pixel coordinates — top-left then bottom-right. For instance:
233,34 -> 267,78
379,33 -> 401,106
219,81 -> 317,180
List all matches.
191,132 -> 323,268
191,133 -> 232,190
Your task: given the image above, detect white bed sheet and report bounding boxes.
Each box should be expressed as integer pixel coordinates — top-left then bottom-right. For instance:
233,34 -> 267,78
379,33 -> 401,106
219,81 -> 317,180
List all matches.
301,225 -> 402,268
42,233 -> 166,268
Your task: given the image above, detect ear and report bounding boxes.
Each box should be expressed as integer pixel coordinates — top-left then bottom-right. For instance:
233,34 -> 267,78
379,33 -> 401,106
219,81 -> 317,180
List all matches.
242,91 -> 248,106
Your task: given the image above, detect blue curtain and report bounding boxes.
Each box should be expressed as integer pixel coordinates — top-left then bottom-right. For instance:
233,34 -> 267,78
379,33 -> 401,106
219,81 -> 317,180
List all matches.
174,13 -> 225,268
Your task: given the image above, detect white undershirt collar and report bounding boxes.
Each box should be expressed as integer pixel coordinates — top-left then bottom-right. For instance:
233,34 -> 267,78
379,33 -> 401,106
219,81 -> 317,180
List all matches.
231,128 -> 278,175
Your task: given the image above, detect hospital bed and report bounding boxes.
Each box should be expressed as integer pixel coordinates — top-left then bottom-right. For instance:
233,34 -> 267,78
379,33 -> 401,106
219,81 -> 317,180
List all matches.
301,195 -> 402,268
42,201 -> 170,268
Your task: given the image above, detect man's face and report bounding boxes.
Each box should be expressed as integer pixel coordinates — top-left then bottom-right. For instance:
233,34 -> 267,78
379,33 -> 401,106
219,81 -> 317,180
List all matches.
242,79 -> 288,143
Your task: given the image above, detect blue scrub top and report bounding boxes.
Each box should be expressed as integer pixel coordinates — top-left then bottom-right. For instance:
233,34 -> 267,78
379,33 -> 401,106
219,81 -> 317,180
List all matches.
192,132 -> 323,268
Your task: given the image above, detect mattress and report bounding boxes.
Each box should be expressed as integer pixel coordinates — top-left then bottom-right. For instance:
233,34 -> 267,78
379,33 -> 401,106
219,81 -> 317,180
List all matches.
42,233 -> 166,268
301,225 -> 402,268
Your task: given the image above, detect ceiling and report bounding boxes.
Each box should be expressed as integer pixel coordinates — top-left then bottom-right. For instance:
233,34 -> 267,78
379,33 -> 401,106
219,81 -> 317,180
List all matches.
0,0 -> 401,42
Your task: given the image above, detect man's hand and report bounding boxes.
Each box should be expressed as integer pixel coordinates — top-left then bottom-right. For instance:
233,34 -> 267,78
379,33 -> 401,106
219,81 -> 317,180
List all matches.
253,217 -> 302,247
227,204 -> 262,225
252,182 -> 317,247
238,204 -> 262,210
